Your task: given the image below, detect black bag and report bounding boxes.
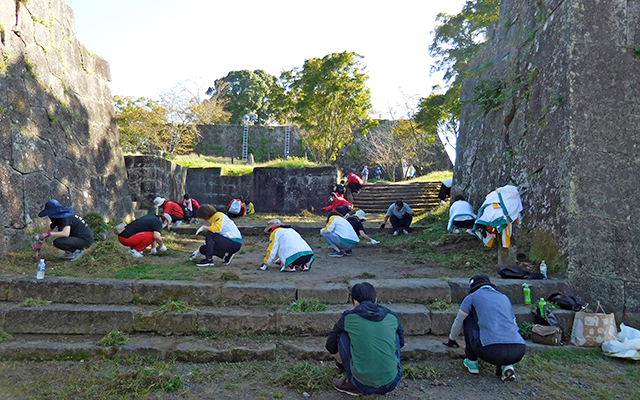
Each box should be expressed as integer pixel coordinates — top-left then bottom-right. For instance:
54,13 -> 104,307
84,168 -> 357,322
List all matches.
531,305 -> 561,329
548,293 -> 586,311
531,324 -> 563,346
497,266 -> 545,280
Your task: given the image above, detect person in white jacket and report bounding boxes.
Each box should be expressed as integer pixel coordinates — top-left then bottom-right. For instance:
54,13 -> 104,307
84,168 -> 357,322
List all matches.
447,195 -> 477,234
259,219 -> 315,272
321,211 -> 360,257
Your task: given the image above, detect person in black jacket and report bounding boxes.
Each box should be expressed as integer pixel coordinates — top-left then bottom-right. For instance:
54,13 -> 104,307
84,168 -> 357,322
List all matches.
35,199 -> 94,262
115,213 -> 170,258
325,282 -> 404,396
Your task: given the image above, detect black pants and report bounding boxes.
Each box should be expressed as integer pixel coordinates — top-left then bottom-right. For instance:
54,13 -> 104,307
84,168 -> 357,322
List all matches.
390,213 -> 413,230
438,185 -> 451,201
335,206 -> 351,216
199,231 -> 242,260
53,236 -> 93,252
453,219 -> 475,229
463,308 -> 526,368
290,254 -> 313,266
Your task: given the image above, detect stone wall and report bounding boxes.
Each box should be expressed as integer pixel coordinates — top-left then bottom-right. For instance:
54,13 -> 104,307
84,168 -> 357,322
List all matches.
196,125 -> 302,161
0,0 -> 132,254
455,0 -> 640,321
124,156 -> 186,212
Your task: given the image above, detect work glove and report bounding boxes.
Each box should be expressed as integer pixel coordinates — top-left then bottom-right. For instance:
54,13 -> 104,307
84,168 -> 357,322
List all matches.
190,249 -> 201,260
319,228 -> 324,235
379,223 -> 386,229
258,264 -> 268,271
34,241 -> 44,252
195,225 -> 206,236
442,339 -> 460,348
370,239 -> 380,245
39,232 -> 51,240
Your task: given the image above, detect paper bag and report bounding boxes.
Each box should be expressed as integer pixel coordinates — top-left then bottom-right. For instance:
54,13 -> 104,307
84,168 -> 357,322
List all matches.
570,303 -> 617,347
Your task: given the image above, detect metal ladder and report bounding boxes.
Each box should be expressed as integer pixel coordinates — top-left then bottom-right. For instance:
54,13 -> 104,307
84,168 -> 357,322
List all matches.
284,125 -> 290,159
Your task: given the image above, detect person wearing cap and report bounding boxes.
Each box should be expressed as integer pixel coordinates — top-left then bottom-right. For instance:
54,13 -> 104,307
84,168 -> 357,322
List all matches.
153,196 -> 184,228
443,274 -> 526,381
320,211 -> 360,257
380,200 -> 415,236
345,210 -> 380,255
35,199 -> 94,261
326,282 -> 404,396
114,214 -> 170,258
259,219 -> 315,272
323,192 -> 351,216
180,194 -> 200,224
190,204 -> 242,267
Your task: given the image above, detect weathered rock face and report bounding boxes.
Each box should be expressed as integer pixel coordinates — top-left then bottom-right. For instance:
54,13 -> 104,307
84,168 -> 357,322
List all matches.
125,156 -> 187,211
456,0 -> 640,320
0,0 -> 132,254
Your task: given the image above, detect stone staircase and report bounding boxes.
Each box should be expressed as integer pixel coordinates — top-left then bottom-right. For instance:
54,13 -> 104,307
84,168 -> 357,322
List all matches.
353,181 -> 442,214
0,276 -> 580,362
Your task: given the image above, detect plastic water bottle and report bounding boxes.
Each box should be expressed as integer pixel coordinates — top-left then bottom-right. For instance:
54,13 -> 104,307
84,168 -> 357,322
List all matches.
539,298 -> 547,318
522,283 -> 531,305
36,259 -> 46,280
539,260 -> 548,279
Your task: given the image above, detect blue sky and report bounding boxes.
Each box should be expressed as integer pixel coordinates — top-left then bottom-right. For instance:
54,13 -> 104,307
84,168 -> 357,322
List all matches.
64,0 -> 467,119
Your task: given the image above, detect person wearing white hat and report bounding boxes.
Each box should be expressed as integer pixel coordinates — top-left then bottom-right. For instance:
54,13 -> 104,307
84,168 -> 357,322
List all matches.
259,219 -> 315,272
153,196 -> 184,228
345,210 -> 380,256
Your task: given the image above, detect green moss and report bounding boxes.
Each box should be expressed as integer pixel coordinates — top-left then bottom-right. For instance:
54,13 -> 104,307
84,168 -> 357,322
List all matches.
519,228 -> 565,273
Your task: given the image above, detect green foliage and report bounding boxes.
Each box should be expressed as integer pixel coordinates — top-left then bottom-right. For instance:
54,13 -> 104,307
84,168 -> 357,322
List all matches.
281,52 -> 374,162
357,272 -> 376,279
20,298 -> 52,307
519,228 -> 564,272
518,321 -> 533,339
158,300 -> 197,313
402,364 -> 440,380
276,361 -> 333,393
98,330 -> 130,347
286,298 -> 328,313
635,47 -> 640,59
0,330 -> 12,343
215,69 -> 280,125
471,78 -> 504,116
220,271 -> 239,281
47,111 -> 59,126
430,300 -> 454,311
83,212 -> 109,240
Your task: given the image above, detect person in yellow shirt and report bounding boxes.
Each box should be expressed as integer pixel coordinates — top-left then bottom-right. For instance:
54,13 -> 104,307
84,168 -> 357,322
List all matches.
189,204 -> 242,267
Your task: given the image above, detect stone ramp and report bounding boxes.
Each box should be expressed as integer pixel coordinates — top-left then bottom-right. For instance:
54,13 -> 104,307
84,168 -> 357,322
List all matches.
353,181 -> 442,214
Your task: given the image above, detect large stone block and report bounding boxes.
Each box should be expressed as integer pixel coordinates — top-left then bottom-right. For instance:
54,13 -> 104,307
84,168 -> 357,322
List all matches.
222,282 -> 296,304
277,307 -> 343,336
429,310 -> 457,335
132,280 -> 222,305
447,277 -> 572,304
134,310 -> 198,336
172,342 -> 276,363
197,308 -> 277,335
297,283 -> 350,304
0,340 -> 107,361
7,277 -> 134,304
385,304 -> 431,335
348,279 -> 451,304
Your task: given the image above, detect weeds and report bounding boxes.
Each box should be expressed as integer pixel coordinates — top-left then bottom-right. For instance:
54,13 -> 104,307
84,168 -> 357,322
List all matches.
402,363 -> 440,380
0,330 -> 12,343
518,321 -> 533,339
430,300 -> 455,311
98,330 -> 130,347
276,361 -> 334,393
357,272 -> 376,279
158,300 -> 196,313
170,155 -> 325,176
286,298 -> 328,313
20,298 -> 52,307
220,271 -> 240,281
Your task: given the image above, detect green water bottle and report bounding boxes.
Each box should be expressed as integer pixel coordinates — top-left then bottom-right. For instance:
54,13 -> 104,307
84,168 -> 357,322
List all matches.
539,298 -> 547,318
522,283 -> 531,305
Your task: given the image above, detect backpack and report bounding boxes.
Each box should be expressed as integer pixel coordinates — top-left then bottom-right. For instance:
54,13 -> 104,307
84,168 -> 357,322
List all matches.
228,199 -> 242,214
497,266 -> 545,280
548,293 -> 587,311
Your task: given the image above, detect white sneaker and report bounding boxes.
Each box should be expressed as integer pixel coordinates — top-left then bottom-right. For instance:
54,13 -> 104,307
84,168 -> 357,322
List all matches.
129,249 -> 143,258
159,245 -> 168,252
258,264 -> 268,271
501,365 -> 516,381
190,249 -> 201,260
172,221 -> 183,228
452,228 -> 461,234
393,230 -> 399,236
149,248 -> 157,255
403,229 -> 409,235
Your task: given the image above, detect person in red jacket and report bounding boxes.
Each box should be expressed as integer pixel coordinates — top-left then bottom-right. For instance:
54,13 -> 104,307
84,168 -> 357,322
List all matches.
180,194 -> 200,224
154,196 -> 184,228
324,192 -> 352,216
345,173 -> 364,203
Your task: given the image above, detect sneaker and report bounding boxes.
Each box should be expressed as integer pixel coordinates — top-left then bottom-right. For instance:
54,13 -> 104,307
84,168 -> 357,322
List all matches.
196,259 -> 215,267
58,251 -> 74,259
130,248 -> 144,258
280,265 -> 296,272
501,365 -> 516,381
403,229 -> 409,235
332,377 -> 360,396
149,247 -> 157,255
258,264 -> 268,271
452,228 -> 461,234
466,229 -> 476,235
328,251 -> 344,257
464,358 -> 479,374
393,230 -> 399,236
302,263 -> 311,271
172,221 -> 183,228
159,245 -> 168,252
69,250 -> 84,262
222,253 -> 235,266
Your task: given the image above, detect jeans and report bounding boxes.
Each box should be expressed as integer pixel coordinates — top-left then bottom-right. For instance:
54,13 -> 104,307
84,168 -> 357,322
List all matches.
463,308 -> 526,367
323,232 -> 357,250
337,332 -> 401,395
390,213 -> 413,230
199,231 -> 242,260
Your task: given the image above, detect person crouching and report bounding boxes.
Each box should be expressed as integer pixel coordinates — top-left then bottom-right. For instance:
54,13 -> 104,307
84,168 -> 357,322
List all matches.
190,204 -> 242,267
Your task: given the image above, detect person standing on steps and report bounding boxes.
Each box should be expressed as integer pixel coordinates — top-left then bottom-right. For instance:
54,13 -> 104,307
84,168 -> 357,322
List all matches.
326,282 -> 404,396
320,211 -> 359,257
380,200 -> 415,236
154,196 -> 184,228
361,166 -> 369,183
35,199 -> 94,261
259,219 -> 315,272
344,172 -> 364,204
345,210 -> 380,255
443,274 -> 526,382
190,204 -> 242,267
114,213 -> 170,258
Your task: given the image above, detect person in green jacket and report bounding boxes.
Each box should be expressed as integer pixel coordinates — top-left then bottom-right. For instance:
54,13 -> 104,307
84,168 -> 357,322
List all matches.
325,282 -> 404,396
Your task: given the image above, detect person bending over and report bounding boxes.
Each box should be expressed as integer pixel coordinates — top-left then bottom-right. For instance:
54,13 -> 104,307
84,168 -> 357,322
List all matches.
154,196 -> 184,228
35,199 -> 94,262
380,200 -> 415,236
115,213 -> 169,258
320,211 -> 359,258
259,219 -> 314,272
190,204 -> 242,267
345,210 -> 380,255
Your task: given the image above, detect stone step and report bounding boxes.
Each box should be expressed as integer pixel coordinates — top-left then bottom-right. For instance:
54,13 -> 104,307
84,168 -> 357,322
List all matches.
0,276 -> 571,307
0,301 -> 576,337
0,333 -> 584,363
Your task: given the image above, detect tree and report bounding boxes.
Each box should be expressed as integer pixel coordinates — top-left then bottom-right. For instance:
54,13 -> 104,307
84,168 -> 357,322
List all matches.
114,96 -> 166,154
363,121 -> 406,182
282,52 -> 375,163
213,70 -> 280,125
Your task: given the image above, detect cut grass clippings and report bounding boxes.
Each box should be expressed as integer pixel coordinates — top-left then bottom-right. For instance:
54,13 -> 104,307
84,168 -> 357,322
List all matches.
286,298 -> 328,313
158,300 -> 197,313
98,330 -> 130,347
20,298 -> 52,307
276,361 -> 335,393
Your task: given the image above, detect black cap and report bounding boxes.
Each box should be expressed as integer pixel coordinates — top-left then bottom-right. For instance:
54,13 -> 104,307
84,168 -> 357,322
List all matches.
469,274 -> 495,293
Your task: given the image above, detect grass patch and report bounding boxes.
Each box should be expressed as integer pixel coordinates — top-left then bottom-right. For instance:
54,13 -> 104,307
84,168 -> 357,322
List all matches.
429,300 -> 455,311
115,262 -> 198,281
220,271 -> 240,281
411,170 -> 453,183
98,330 -> 130,347
518,321 -> 533,339
170,155 -> 325,176
402,363 -> 440,380
20,298 -> 52,307
357,272 -> 376,279
286,298 -> 328,313
0,330 -> 12,343
276,361 -> 334,393
158,300 -> 196,313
